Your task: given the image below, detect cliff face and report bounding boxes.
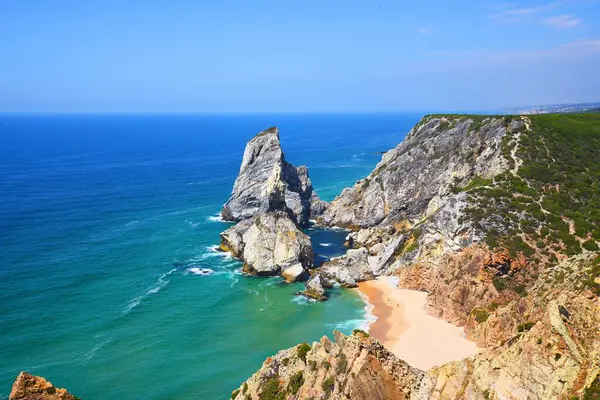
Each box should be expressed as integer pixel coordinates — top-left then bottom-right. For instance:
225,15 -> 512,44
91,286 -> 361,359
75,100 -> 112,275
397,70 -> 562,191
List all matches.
231,330 -> 427,400
219,127 -> 326,278
320,116 -> 510,229
9,372 -> 79,400
236,114 -> 600,399
221,127 -> 326,226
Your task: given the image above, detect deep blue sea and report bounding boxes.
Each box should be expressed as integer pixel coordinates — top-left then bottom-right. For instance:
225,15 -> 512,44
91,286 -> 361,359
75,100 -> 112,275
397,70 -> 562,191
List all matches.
0,113 -> 419,399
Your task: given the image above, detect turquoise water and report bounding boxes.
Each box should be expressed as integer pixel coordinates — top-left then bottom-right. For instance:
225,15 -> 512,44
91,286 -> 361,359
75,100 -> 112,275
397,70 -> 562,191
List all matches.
0,114 -> 418,399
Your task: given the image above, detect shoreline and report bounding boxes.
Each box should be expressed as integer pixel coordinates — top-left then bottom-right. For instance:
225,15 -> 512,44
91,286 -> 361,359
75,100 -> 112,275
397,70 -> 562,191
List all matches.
357,277 -> 481,371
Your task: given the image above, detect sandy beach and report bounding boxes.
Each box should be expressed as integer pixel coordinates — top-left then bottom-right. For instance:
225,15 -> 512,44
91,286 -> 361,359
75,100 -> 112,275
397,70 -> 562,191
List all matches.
357,277 -> 481,371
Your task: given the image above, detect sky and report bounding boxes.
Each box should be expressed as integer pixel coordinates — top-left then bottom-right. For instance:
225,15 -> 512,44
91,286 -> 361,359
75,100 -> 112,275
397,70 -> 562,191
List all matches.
1,0 -> 599,113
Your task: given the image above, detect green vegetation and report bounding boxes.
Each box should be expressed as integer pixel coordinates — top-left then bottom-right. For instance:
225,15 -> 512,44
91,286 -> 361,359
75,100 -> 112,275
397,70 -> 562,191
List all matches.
583,373 -> 599,399
517,322 -> 535,332
452,175 -> 494,193
584,256 -> 600,295
243,382 -> 248,394
321,377 -> 335,394
352,329 -> 369,337
583,240 -> 600,251
322,361 -> 331,370
336,353 -> 348,373
309,360 -> 317,371
471,308 -> 490,323
297,343 -> 311,363
260,376 -> 285,400
231,389 -> 240,399
287,371 -> 304,395
492,276 -> 507,291
457,114 -> 600,292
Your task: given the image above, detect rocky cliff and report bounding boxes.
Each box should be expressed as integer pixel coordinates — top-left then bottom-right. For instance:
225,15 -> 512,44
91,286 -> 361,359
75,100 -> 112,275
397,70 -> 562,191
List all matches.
221,126 -> 326,226
219,127 -> 327,279
235,114 -> 600,399
231,330 -> 427,400
9,372 -> 79,400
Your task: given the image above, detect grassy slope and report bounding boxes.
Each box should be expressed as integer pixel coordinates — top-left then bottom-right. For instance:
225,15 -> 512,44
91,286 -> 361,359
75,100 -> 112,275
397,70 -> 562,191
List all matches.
450,113 -> 600,295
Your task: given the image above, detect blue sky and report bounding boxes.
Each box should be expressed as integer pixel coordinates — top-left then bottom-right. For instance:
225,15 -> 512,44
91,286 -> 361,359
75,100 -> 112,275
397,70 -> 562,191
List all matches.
1,0 -> 599,112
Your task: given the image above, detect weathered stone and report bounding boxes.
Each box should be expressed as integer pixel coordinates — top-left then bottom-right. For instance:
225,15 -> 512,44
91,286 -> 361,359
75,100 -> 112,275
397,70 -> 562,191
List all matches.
281,263 -> 307,283
231,330 -> 427,400
221,126 -> 326,226
241,212 -> 313,276
299,273 -> 327,301
321,117 -> 508,229
234,115 -> 600,400
319,248 -> 375,285
10,372 -> 78,400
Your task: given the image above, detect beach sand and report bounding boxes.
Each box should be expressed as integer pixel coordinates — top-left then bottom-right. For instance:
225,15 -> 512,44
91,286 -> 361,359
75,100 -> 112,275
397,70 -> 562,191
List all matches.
357,276 -> 481,371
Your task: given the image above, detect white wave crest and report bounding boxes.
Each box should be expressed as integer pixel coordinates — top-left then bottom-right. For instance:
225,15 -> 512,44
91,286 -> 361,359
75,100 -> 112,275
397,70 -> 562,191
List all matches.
82,337 -> 113,361
207,214 -> 226,222
356,290 -> 378,333
122,268 -> 177,315
319,243 -> 332,247
291,295 -> 315,305
188,245 -> 233,262
187,267 -> 213,276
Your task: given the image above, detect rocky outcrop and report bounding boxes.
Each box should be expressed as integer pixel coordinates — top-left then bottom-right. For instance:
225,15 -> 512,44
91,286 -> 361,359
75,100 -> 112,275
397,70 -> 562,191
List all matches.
231,330 -> 427,400
221,126 -> 326,226
281,263 -> 307,283
234,287 -> 599,399
235,114 -> 600,399
218,126 -> 326,278
319,248 -> 375,287
9,372 -> 79,400
299,273 -> 327,301
220,211 -> 313,276
320,116 -> 508,229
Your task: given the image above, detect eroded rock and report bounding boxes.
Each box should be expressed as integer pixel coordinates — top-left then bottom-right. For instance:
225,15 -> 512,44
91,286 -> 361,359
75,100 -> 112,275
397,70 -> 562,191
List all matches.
221,126 -> 326,226
231,330 -> 427,400
9,372 -> 79,400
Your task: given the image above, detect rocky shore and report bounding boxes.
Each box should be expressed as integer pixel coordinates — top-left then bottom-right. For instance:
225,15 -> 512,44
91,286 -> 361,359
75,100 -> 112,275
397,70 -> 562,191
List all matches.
9,114 -> 599,399
225,115 -> 600,399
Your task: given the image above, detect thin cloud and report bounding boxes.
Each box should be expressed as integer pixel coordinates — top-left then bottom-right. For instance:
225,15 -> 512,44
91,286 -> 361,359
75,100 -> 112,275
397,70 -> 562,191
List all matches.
409,38 -> 600,73
543,14 -> 581,28
491,1 -> 562,23
562,38 -> 600,50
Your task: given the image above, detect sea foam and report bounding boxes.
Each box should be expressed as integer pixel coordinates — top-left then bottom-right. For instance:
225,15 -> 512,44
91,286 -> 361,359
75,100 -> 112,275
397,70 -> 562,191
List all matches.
356,290 -> 378,333
187,267 -> 213,276
207,214 -> 226,222
122,268 -> 177,315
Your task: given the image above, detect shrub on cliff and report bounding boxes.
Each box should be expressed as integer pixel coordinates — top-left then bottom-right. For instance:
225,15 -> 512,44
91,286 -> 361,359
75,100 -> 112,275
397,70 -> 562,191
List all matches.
297,342 -> 311,363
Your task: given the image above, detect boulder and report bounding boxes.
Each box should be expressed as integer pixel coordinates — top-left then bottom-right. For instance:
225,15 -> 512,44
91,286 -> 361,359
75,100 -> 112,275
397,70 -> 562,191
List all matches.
231,212 -> 313,276
281,263 -> 307,283
319,247 -> 374,286
299,273 -> 327,301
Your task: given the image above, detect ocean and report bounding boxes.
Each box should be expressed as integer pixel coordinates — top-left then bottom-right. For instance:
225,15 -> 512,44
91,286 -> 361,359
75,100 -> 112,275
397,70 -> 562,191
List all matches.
0,113 -> 419,399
